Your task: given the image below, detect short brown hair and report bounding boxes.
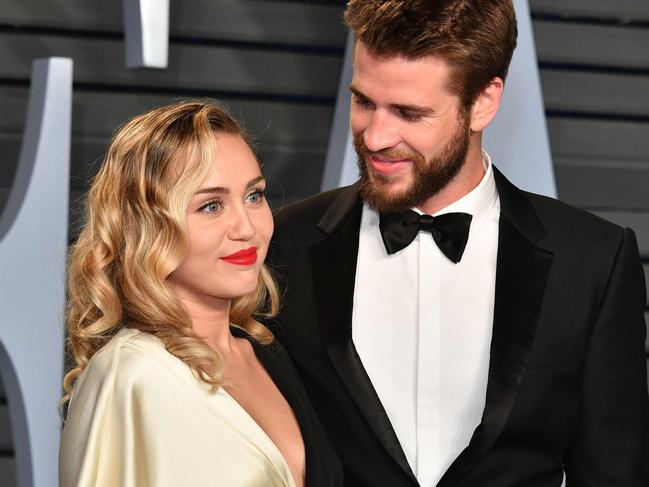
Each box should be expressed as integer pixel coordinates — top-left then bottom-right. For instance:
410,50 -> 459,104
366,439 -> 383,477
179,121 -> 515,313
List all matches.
344,0 -> 518,107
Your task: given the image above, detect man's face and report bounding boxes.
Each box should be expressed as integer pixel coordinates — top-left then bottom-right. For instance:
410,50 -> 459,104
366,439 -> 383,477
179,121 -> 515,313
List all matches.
350,41 -> 471,213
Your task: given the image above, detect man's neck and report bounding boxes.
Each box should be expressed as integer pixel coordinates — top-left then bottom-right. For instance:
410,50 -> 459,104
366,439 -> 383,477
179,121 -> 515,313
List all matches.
416,145 -> 486,215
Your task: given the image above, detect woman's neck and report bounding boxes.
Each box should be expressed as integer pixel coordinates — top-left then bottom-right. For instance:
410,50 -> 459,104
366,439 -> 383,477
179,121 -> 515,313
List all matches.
176,294 -> 236,352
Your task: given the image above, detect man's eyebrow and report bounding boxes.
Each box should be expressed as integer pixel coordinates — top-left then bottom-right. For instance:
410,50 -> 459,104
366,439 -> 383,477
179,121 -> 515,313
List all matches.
350,85 -> 434,116
349,85 -> 368,99
194,176 -> 266,196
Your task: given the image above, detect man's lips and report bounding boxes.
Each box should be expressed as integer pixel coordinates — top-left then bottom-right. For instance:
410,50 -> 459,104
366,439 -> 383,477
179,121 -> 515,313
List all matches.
221,247 -> 257,266
368,154 -> 411,176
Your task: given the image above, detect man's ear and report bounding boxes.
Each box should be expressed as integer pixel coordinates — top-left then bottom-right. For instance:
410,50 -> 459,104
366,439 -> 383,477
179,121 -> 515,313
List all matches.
469,77 -> 504,132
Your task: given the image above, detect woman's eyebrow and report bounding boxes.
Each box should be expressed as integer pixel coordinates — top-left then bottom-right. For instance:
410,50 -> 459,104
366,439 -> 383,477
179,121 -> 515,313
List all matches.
195,176 -> 265,195
195,186 -> 228,195
246,176 -> 265,189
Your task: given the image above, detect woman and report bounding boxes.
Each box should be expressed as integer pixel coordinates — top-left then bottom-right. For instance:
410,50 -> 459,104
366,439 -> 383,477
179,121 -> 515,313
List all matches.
59,101 -> 342,487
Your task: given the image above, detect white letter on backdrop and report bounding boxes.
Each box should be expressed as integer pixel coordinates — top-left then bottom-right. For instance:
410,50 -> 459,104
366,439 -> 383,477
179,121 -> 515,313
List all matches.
123,0 -> 170,68
0,57 -> 71,487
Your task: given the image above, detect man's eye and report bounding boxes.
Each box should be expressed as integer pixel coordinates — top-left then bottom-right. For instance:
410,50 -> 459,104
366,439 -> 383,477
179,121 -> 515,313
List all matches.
399,109 -> 422,122
353,96 -> 373,108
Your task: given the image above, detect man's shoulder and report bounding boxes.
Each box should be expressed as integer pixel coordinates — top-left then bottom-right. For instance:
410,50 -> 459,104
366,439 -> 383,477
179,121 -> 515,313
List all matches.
494,167 -> 623,241
273,184 -> 358,231
522,189 -> 628,250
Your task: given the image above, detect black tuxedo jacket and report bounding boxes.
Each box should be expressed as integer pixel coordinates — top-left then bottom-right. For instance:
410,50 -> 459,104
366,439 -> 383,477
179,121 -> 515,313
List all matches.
269,168 -> 649,486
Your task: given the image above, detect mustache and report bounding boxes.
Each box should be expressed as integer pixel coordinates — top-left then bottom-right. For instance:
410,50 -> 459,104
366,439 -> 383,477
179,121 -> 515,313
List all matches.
353,133 -> 423,164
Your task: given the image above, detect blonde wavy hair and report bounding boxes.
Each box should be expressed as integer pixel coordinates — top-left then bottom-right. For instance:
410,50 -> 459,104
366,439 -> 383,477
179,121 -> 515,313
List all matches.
63,100 -> 279,402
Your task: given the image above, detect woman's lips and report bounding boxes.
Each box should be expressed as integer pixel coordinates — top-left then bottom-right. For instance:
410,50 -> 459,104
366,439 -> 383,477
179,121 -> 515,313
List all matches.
221,247 -> 258,266
368,155 -> 410,175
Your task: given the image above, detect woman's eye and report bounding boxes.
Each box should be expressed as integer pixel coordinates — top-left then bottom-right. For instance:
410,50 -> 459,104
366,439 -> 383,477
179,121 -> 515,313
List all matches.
246,189 -> 266,204
200,200 -> 222,213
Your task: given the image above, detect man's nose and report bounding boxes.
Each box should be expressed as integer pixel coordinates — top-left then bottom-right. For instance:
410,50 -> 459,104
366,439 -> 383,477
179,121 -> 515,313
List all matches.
363,111 -> 400,152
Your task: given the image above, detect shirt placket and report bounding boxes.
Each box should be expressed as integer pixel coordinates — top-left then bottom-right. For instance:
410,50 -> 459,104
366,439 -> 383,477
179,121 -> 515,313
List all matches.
416,232 -> 442,485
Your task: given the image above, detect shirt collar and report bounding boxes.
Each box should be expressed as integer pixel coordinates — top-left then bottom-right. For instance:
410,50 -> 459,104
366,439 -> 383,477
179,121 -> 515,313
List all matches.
362,150 -> 500,238
413,149 -> 499,241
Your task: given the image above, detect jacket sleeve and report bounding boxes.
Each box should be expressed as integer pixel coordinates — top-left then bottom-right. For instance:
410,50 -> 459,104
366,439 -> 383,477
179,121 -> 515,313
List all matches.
565,227 -> 649,485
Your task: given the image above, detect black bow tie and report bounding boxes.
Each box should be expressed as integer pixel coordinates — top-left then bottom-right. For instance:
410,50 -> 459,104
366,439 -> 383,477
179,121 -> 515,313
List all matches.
379,210 -> 472,263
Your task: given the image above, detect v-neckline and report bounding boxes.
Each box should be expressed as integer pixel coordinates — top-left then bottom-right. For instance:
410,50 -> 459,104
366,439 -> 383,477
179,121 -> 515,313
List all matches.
219,386 -> 298,487
223,328 -> 303,487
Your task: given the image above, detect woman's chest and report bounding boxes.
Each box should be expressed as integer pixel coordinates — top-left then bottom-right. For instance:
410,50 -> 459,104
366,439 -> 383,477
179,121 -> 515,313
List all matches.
225,360 -> 306,486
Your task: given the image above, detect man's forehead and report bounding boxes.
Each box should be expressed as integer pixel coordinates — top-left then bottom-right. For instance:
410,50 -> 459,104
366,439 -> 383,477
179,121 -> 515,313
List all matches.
353,42 -> 451,83
353,41 -> 451,70
351,43 -> 455,103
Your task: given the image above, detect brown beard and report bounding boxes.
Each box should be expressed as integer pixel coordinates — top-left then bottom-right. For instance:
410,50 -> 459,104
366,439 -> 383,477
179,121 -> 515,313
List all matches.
355,111 -> 470,214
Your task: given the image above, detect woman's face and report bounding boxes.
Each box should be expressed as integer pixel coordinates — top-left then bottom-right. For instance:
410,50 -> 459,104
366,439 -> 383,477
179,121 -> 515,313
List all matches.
168,133 -> 273,305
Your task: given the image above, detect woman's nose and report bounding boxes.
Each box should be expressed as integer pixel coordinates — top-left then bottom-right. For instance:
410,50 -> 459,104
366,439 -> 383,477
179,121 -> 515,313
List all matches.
227,206 -> 256,241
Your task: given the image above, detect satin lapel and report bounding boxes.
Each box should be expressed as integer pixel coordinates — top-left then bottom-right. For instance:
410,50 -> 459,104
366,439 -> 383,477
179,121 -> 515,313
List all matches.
438,169 -> 554,486
309,185 -> 416,481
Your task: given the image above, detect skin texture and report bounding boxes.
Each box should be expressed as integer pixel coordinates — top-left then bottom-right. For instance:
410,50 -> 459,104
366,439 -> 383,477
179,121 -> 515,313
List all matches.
350,41 -> 504,214
168,133 -> 306,487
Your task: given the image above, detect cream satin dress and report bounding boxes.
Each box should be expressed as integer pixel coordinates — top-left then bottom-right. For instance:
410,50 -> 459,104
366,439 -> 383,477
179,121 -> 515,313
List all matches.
59,328 -> 296,487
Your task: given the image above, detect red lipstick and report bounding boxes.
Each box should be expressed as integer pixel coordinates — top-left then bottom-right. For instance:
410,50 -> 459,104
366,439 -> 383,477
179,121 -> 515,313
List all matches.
221,247 -> 258,266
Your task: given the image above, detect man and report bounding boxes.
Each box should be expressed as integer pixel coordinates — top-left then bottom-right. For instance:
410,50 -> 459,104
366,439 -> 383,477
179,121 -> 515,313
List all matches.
270,1 -> 649,485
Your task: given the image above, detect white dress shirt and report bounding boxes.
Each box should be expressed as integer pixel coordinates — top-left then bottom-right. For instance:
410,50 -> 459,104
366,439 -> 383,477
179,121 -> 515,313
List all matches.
352,152 -> 500,486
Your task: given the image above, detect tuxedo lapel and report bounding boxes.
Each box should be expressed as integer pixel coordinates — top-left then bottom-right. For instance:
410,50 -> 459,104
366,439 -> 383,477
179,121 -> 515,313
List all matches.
439,169 -> 554,486
309,184 -> 416,482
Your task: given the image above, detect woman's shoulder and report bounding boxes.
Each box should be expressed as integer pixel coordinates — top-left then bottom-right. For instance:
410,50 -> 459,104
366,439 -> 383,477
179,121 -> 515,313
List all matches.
71,328 -> 189,402
86,328 -> 166,374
